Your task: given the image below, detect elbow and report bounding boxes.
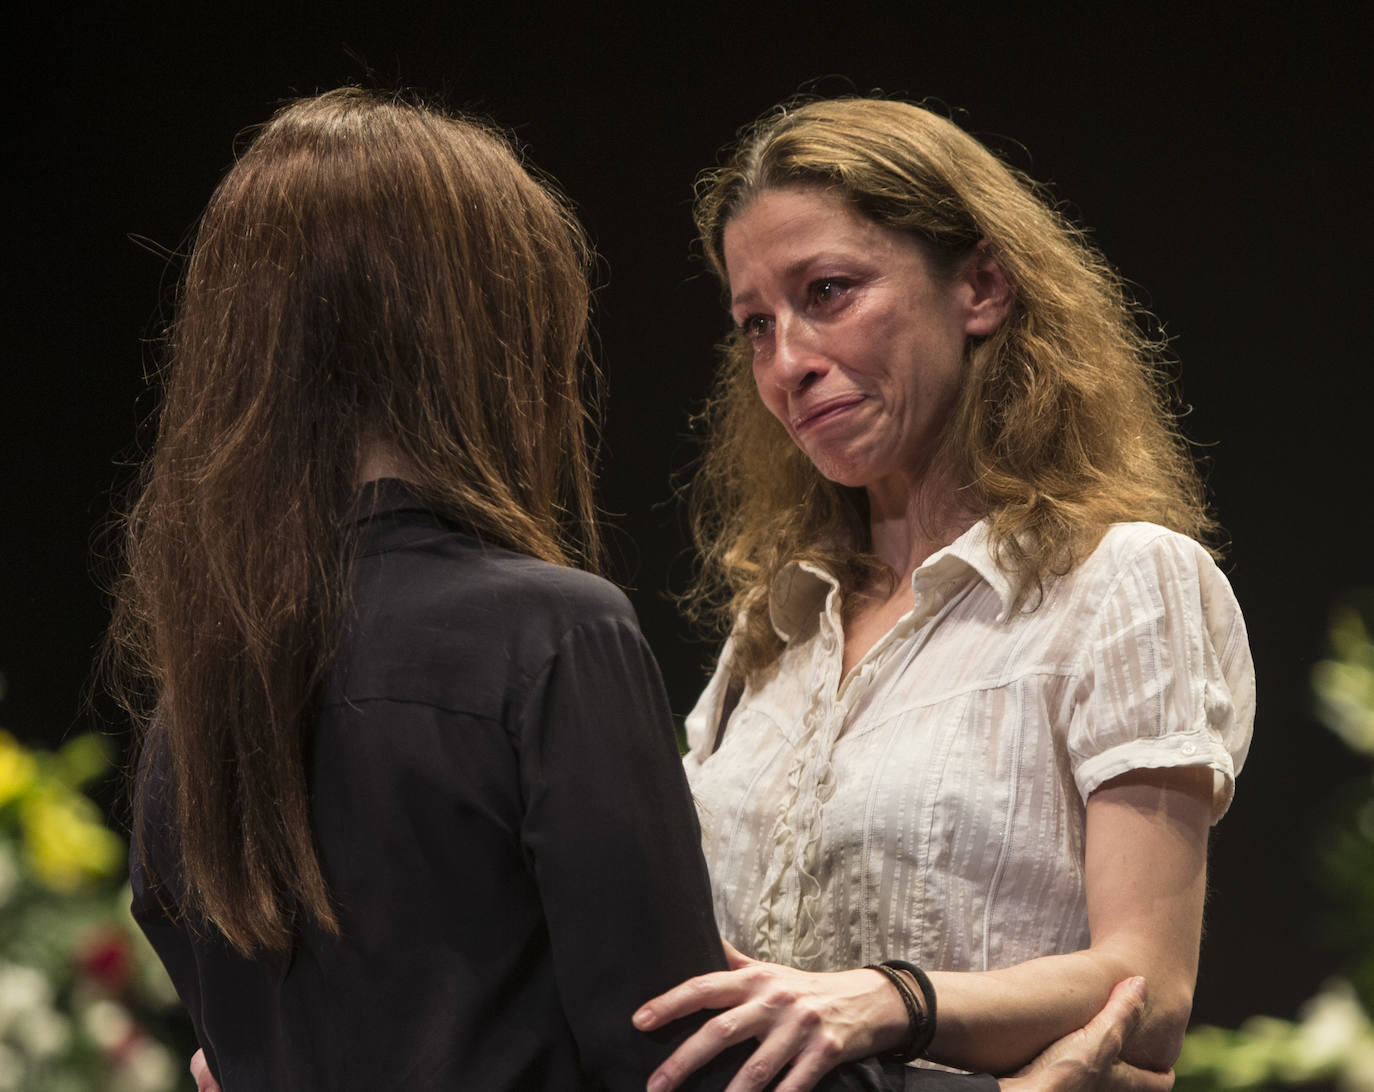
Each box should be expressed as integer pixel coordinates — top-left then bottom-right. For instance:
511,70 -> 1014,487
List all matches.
1121,981 -> 1194,1071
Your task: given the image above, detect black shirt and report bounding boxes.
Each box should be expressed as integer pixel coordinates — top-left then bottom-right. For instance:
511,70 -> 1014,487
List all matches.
131,481 -> 994,1091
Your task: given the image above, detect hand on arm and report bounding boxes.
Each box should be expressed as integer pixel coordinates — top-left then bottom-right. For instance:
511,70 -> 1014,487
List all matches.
636,765 -> 1211,1085
635,941 -> 912,1092
999,979 -> 1173,1092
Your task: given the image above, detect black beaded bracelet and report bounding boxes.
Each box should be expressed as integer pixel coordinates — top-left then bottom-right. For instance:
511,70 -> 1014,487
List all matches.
864,959 -> 937,1062
866,963 -> 919,1059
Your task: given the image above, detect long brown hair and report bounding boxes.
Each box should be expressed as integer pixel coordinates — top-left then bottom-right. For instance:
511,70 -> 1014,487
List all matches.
689,97 -> 1217,677
105,88 -> 600,955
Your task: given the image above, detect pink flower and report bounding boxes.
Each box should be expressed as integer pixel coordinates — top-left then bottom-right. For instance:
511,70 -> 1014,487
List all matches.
77,930 -> 134,992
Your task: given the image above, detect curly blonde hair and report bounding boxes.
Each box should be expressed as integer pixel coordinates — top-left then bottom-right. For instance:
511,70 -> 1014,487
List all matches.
688,97 -> 1217,678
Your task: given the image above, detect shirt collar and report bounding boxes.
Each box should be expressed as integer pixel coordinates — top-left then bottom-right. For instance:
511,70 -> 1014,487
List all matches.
350,477 -> 433,526
767,520 -> 1016,642
350,478 -> 472,558
919,520 -> 1017,621
768,560 -> 838,642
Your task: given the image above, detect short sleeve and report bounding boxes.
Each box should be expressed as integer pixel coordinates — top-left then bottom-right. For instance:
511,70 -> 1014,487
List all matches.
1067,529 -> 1255,821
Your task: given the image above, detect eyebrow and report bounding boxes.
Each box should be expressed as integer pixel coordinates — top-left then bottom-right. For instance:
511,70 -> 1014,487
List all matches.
729,287 -> 759,311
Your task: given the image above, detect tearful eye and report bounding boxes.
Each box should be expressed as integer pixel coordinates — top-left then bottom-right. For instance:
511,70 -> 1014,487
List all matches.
809,277 -> 852,308
739,315 -> 772,341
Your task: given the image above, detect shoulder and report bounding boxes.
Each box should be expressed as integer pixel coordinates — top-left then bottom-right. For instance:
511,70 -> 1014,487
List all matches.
1032,522 -> 1249,679
1068,523 -> 1239,615
484,552 -> 642,655
1084,522 -> 1215,572
361,529 -> 634,633
1069,526 -> 1253,715
340,532 -> 643,710
502,556 -> 644,661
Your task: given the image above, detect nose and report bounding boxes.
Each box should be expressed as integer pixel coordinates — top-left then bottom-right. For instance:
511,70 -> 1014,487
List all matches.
769,315 -> 823,391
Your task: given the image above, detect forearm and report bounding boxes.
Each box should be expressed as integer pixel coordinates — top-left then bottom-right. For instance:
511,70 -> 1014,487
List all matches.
926,767 -> 1213,1075
994,978 -> 1176,1092
926,943 -> 1191,1074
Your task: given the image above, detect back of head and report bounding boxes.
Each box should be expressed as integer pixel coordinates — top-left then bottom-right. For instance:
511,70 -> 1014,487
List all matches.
172,87 -> 597,561
690,97 -> 1214,675
109,88 -> 598,955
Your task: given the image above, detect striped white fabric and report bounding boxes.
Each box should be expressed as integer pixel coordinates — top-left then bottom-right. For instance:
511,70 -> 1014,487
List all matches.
683,522 -> 1254,974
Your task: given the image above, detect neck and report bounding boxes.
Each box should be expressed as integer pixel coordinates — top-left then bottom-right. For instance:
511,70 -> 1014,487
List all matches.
356,438 -> 412,485
866,465 -> 981,581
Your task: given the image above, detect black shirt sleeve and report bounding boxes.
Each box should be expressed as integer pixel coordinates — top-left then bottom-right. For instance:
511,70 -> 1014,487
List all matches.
514,609 -> 742,1087
512,607 -> 996,1092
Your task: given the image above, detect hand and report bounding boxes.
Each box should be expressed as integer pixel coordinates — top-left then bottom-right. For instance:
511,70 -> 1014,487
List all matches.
190,1049 -> 221,1092
999,979 -> 1173,1092
633,940 -> 907,1092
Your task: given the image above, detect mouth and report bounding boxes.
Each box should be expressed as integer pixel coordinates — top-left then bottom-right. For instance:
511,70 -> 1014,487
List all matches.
792,395 -> 865,432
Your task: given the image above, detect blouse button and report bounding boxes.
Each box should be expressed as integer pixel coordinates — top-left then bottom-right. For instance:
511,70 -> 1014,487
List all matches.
1181,741 -> 1198,755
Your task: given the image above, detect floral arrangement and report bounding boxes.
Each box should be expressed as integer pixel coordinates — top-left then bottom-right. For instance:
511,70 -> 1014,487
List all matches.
0,720 -> 185,1092
1177,596 -> 1374,1090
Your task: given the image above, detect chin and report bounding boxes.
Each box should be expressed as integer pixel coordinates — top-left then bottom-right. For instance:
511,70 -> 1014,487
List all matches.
811,462 -> 875,490
798,448 -> 871,488
796,437 -> 899,491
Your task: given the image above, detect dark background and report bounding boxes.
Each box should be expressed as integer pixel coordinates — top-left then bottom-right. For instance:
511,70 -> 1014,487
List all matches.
6,2 -> 1369,1036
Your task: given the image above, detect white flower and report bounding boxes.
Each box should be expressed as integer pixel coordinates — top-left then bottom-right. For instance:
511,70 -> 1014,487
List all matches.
111,1038 -> 178,1092
0,1042 -> 24,1092
8,1006 -> 70,1059
1343,1032 -> 1374,1092
82,997 -> 134,1052
1297,979 -> 1370,1066
0,962 -> 52,1033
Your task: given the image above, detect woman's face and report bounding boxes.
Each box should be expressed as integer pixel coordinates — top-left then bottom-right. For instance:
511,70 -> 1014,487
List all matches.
723,186 -> 999,501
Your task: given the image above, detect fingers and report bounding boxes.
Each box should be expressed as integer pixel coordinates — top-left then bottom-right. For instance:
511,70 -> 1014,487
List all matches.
189,1049 -> 221,1092
646,999 -> 783,1092
1081,977 -> 1148,1069
1003,979 -> 1162,1092
1102,1061 -> 1175,1092
1100,978 -> 1149,1028
635,946 -> 763,1032
766,1033 -> 849,1092
634,968 -> 755,1032
637,960 -> 864,1092
648,1001 -> 840,1092
725,1016 -> 847,1092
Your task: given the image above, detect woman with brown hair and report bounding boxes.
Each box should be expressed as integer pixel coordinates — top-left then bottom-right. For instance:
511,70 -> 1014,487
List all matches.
634,97 -> 1254,1090
108,87 -> 1156,1092
105,86 -> 733,1090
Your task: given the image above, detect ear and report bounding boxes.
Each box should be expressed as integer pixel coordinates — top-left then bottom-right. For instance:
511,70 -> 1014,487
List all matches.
959,244 -> 1015,337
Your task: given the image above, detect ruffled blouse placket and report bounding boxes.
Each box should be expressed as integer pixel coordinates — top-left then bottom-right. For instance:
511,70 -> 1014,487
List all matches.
751,562 -> 973,967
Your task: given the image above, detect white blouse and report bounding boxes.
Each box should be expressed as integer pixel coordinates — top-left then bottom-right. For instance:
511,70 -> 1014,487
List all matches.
683,522 -> 1254,974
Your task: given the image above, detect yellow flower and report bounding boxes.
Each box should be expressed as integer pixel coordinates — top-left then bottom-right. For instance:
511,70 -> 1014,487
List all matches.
0,731 -> 39,809
20,785 -> 124,893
